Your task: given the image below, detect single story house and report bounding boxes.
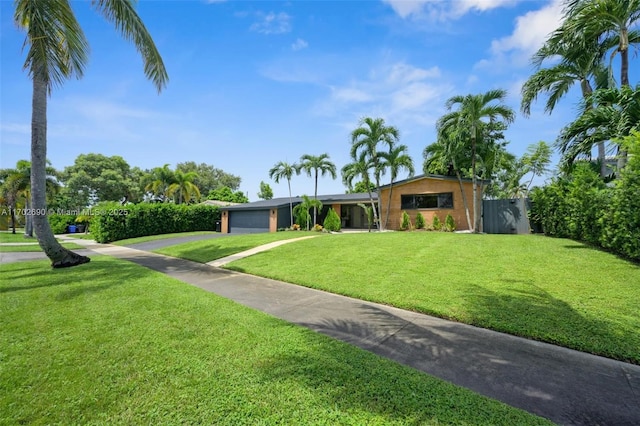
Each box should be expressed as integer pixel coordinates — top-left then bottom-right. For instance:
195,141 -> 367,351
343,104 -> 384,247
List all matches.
220,174 -> 482,233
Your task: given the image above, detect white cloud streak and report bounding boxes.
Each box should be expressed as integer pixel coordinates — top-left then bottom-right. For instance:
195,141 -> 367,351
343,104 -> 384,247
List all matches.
250,12 -> 292,35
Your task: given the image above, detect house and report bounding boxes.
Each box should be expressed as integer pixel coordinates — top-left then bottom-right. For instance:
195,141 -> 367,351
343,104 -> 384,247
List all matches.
219,174 -> 481,233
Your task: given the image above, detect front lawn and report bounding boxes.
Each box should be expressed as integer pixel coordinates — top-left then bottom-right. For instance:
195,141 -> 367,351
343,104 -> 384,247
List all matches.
112,231 -> 218,246
0,242 -> 84,252
154,231 -> 321,263
226,233 -> 640,364
0,257 -> 549,425
0,232 -> 37,243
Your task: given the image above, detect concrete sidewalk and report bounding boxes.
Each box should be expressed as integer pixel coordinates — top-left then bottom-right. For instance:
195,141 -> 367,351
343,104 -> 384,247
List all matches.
4,238 -> 640,425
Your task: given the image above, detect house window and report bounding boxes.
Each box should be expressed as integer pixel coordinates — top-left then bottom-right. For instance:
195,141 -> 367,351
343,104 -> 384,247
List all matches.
401,193 -> 454,210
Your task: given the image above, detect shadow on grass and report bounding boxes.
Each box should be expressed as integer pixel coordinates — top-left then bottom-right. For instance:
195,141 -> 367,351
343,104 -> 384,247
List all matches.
0,257 -> 153,299
155,243 -> 272,264
460,282 -> 638,364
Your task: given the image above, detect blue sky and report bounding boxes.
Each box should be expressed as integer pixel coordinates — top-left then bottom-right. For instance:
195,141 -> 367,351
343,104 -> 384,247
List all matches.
0,0 -> 626,200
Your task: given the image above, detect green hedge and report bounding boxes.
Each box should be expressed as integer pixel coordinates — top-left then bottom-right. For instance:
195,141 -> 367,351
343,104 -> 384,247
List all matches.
48,214 -> 77,234
90,203 -> 220,243
530,133 -> 640,261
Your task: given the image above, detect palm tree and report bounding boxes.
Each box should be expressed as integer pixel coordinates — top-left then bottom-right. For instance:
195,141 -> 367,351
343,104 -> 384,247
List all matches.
15,0 -> 168,267
350,117 -> 399,230
293,195 -> 322,231
269,161 -> 299,227
379,143 -> 414,229
298,153 -> 337,226
423,129 -> 473,230
167,171 -> 200,204
558,84 -> 640,172
521,26 -> 612,176
563,0 -> 640,168
438,90 -> 515,232
341,153 -> 378,230
145,164 -> 176,202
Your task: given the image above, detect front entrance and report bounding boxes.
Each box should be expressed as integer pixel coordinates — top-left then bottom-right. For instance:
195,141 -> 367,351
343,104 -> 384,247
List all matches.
340,204 -> 370,229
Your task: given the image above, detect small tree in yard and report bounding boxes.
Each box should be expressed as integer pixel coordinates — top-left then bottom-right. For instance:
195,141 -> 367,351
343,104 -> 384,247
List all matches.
400,211 -> 411,231
323,208 -> 341,232
415,212 -> 425,229
432,215 -> 442,231
444,214 -> 456,232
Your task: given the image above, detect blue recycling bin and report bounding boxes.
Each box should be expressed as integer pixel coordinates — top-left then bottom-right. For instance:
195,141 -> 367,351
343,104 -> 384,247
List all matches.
68,225 -> 77,233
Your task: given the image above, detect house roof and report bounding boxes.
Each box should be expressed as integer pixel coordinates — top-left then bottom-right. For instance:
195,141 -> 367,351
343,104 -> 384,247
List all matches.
221,192 -> 376,211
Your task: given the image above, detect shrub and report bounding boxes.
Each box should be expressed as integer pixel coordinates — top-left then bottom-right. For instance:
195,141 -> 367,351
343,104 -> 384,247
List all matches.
90,202 -> 220,243
323,208 -> 341,232
415,212 -> 425,229
291,224 -> 300,231
313,224 -> 323,232
432,214 -> 441,231
48,214 -> 76,234
400,211 -> 411,231
444,214 -> 455,232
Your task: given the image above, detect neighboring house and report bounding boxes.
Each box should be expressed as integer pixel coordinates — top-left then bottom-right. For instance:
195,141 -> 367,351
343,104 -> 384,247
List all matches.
220,174 -> 482,233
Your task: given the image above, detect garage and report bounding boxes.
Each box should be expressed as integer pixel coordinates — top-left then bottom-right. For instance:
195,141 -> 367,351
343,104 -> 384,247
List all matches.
228,209 -> 270,233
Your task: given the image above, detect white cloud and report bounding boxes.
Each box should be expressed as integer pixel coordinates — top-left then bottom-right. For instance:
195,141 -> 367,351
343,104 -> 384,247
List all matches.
481,0 -> 564,69
382,0 -> 517,20
291,38 -> 308,51
250,12 -> 292,35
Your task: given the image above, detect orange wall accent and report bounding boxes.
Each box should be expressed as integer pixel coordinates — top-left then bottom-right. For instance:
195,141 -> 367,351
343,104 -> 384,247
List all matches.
269,209 -> 278,233
221,210 -> 229,234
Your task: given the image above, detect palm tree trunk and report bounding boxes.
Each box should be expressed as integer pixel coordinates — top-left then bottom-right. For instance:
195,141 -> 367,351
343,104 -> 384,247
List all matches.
24,196 -> 34,238
313,171 -> 318,226
454,168 -> 472,230
580,79 -> 607,177
375,177 -> 382,231
10,205 -> 16,234
471,133 -> 480,233
31,74 -> 89,268
618,31 -> 629,170
384,181 -> 394,229
287,179 -> 293,227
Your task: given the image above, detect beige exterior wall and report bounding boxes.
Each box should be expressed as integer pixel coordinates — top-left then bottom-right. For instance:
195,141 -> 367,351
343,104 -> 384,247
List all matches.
379,177 -> 480,231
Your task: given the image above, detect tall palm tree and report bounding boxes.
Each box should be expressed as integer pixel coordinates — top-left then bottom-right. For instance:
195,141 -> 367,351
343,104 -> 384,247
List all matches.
298,153 -> 337,226
350,117 -> 399,231
168,171 -> 200,204
423,129 -> 473,230
379,143 -> 414,229
521,26 -> 612,176
269,161 -> 299,227
15,0 -> 168,267
341,153 -> 378,230
563,0 -> 640,168
438,89 -> 515,232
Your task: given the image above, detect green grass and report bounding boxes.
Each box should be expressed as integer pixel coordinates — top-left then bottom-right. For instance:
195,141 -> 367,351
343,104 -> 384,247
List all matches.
111,231 -> 218,246
225,233 -> 640,364
0,242 -> 84,252
66,233 -> 96,240
0,257 -> 549,425
154,231 -> 321,263
0,232 -> 39,243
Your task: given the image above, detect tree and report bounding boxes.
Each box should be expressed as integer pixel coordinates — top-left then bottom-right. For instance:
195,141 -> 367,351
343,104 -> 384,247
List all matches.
521,25 -> 611,176
298,153 -> 336,226
144,164 -> 176,202
346,180 -> 376,194
167,170 -> 200,204
15,0 -> 168,267
207,186 -> 249,203
350,117 -> 399,230
293,195 -> 322,231
380,142 -> 414,229
521,141 -> 552,192
562,0 -> 640,168
437,90 -> 515,232
558,84 -> 640,173
176,161 -> 242,194
63,154 -> 141,206
257,181 -> 273,200
269,161 -> 299,227
341,154 -> 378,230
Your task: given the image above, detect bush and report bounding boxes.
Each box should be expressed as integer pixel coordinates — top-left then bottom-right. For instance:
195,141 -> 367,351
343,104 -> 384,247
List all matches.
48,214 -> 76,234
400,211 -> 411,231
444,214 -> 455,232
432,214 -> 441,231
90,202 -> 220,243
323,208 -> 341,232
313,224 -> 323,232
415,212 -> 425,229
